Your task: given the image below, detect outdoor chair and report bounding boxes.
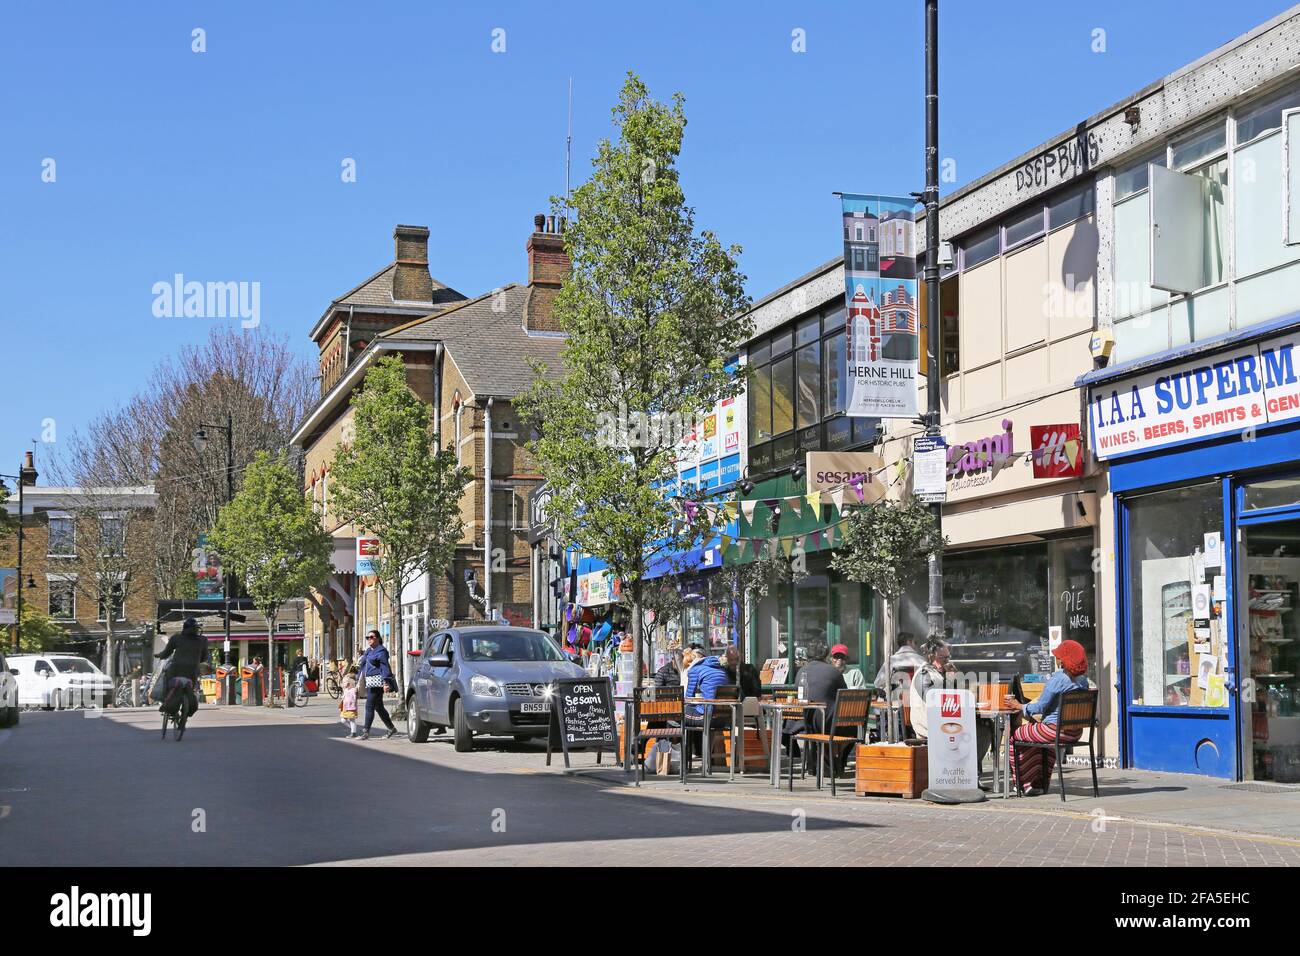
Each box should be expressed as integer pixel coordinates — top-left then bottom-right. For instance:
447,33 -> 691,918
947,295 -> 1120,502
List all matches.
683,683 -> 739,775
789,688 -> 872,795
1013,688 -> 1099,802
633,685 -> 685,786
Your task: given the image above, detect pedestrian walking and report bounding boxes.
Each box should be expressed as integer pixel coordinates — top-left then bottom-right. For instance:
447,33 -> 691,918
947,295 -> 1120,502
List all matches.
339,674 -> 359,738
357,630 -> 398,740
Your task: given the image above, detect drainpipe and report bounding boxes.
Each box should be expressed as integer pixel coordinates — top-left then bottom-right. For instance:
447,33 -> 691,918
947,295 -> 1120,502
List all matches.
484,397 -> 494,621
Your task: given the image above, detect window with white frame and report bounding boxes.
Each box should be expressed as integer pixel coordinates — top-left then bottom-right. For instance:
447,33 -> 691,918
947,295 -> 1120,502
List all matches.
98,576 -> 126,622
99,515 -> 126,556
1111,82 -> 1300,365
47,515 -> 75,556
48,576 -> 75,620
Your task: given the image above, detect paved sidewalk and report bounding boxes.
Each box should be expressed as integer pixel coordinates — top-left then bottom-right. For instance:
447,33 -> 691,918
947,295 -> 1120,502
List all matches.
246,698 -> 1300,846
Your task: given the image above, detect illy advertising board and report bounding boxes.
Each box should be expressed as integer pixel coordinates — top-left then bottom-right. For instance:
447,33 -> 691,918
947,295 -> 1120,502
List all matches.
1088,331 -> 1300,460
925,688 -> 978,791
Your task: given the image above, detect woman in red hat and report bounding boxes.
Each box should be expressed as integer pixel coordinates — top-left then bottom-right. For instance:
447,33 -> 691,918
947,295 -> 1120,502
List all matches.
1002,639 -> 1090,796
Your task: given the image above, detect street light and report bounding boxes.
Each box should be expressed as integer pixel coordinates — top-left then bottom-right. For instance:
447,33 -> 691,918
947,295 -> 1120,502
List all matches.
0,468 -> 30,654
194,414 -> 235,680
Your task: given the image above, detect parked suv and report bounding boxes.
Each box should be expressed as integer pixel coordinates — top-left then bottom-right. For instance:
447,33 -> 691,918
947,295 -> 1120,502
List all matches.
9,654 -> 114,709
405,626 -> 584,752
0,650 -> 18,727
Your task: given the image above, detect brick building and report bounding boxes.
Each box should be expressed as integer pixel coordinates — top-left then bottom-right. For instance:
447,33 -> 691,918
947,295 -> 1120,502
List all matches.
1,451 -> 157,676
291,214 -> 569,666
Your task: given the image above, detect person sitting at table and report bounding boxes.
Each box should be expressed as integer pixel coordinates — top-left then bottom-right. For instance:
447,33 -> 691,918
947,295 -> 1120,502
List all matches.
830,644 -> 867,689
909,638 -> 991,772
1002,639 -> 1090,796
722,644 -> 768,755
653,648 -> 685,688
874,631 -> 926,701
788,641 -> 849,773
679,647 -> 701,688
684,647 -> 732,762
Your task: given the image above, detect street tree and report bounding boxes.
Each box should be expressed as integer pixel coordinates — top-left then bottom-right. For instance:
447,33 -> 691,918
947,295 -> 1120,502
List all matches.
209,451 -> 332,706
327,355 -> 472,695
518,73 -> 752,687
14,605 -> 67,653
830,495 -> 945,668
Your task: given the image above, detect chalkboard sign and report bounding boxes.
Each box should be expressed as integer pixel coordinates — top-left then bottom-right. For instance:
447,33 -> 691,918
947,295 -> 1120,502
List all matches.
545,677 -> 616,768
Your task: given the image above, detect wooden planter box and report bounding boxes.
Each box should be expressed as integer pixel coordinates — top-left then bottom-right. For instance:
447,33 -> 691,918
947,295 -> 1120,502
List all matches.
723,727 -> 769,771
855,742 -> 927,798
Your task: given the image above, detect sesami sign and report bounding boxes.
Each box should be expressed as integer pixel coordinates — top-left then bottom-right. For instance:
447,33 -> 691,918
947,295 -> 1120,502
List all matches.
1088,332 -> 1300,461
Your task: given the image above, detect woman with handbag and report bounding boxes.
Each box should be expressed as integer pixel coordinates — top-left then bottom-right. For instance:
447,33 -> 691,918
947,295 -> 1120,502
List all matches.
357,630 -> 398,740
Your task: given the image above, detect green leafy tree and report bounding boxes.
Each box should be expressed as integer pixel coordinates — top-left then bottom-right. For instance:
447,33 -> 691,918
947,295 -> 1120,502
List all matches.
830,496 -> 946,665
327,355 -> 471,696
519,73 -> 752,687
0,480 -> 15,538
209,451 -> 332,705
15,605 -> 68,653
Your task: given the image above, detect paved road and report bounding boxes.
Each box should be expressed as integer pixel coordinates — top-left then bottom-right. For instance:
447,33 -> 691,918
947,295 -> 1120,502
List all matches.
2,704 -> 1299,867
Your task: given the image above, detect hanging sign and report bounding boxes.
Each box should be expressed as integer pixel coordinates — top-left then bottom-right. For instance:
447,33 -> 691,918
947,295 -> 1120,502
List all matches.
193,533 -> 224,600
1030,423 -> 1084,478
805,451 -> 885,499
356,537 -> 380,576
840,193 -> 920,419
912,436 -> 948,503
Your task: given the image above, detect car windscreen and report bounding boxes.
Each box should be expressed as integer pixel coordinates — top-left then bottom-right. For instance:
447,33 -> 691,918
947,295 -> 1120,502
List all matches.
460,632 -> 565,662
53,658 -> 99,674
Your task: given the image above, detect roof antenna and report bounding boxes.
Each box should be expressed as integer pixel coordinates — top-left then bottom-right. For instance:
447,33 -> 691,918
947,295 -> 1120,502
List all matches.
565,77 -> 573,216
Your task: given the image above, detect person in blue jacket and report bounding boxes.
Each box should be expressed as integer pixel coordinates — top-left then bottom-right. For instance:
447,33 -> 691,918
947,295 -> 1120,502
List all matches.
356,630 -> 398,740
685,650 -> 734,764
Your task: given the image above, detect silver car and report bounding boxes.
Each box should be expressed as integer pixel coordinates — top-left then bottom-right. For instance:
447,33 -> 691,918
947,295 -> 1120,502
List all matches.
405,626 -> 584,751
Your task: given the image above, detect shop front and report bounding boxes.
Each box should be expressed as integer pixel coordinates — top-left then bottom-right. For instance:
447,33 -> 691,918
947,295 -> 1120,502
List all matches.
1086,323 -> 1300,780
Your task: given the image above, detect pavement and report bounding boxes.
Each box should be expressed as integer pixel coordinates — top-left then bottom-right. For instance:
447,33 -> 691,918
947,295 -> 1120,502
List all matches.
2,696 -> 1298,866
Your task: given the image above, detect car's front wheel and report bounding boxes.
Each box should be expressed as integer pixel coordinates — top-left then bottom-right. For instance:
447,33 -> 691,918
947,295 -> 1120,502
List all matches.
406,695 -> 430,743
452,698 -> 473,752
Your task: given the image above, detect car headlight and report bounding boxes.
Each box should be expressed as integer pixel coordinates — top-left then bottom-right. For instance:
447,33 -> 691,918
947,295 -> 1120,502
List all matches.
470,675 -> 501,697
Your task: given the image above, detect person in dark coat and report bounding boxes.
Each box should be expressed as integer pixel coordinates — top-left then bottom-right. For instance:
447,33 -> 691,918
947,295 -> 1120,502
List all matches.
155,616 -> 205,717
653,649 -> 685,688
356,630 -> 398,739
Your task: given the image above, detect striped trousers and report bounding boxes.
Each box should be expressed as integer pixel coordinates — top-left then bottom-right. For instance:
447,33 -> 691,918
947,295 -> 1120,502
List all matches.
1009,719 -> 1081,792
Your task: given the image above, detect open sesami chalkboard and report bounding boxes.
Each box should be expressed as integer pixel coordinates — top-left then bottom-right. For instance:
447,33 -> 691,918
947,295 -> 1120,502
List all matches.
545,677 -> 616,768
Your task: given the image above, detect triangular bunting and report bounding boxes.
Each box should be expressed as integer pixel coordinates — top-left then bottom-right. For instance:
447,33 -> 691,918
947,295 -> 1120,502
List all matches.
741,500 -> 758,524
810,530 -> 822,550
831,488 -> 846,512
781,537 -> 795,557
720,534 -> 732,554
1064,439 -> 1081,469
851,479 -> 865,504
724,501 -> 739,520
704,503 -> 720,523
788,496 -> 804,518
806,491 -> 822,514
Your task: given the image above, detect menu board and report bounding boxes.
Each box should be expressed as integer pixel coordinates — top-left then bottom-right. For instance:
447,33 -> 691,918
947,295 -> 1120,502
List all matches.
546,677 -> 616,768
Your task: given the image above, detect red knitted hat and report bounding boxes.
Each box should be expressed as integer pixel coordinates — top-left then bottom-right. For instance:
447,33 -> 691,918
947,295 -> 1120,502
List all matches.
1052,639 -> 1087,676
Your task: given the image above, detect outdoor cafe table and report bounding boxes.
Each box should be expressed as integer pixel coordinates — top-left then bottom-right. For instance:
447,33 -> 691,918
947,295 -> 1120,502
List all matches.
976,707 -> 1015,799
760,700 -> 828,788
684,697 -> 746,781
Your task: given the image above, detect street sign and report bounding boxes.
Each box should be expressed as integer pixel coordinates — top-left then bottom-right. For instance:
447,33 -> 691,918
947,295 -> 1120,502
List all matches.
356,537 -> 380,576
913,435 -> 948,503
545,677 -> 615,769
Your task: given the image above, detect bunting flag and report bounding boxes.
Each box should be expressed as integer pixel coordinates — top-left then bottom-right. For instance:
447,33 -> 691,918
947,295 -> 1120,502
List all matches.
781,537 -> 795,557
684,501 -> 699,522
1064,439 -> 1081,469
809,530 -> 822,550
763,498 -> 780,510
788,496 -> 804,519
851,478 -> 866,504
806,491 -> 822,514
741,500 -> 758,523
704,503 -> 719,523
831,488 -> 846,512
724,501 -> 739,521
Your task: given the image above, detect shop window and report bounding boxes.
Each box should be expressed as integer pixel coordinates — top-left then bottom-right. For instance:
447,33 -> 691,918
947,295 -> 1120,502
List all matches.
1149,159 -> 1227,295
795,342 -> 819,428
1243,477 -> 1300,512
750,364 -> 772,443
1236,85 -> 1300,145
796,317 -> 819,347
1047,182 -> 1095,230
1114,150 -> 1165,201
1125,483 -> 1224,709
1234,126 -> 1300,278
1003,205 -> 1045,250
961,226 -> 1000,269
822,331 -> 846,414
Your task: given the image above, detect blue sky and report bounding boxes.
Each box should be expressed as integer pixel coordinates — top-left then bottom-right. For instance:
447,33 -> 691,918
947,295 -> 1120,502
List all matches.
1,0 -> 1293,476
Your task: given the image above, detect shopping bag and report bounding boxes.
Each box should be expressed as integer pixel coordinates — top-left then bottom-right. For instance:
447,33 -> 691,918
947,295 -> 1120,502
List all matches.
148,662 -> 170,703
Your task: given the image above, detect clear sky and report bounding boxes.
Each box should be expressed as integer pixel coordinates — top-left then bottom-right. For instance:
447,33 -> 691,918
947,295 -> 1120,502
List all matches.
2,0 -> 1294,477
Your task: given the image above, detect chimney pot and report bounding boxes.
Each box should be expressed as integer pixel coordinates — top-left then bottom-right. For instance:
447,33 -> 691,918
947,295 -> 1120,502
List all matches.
19,450 -> 38,486
392,224 -> 433,302
533,213 -> 546,232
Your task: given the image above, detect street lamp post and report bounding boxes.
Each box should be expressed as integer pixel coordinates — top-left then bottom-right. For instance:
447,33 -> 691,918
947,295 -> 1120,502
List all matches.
1,469 -> 33,653
194,414 -> 235,680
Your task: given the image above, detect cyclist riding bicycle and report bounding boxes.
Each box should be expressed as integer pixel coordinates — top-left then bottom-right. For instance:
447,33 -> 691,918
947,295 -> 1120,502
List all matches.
155,616 -> 205,721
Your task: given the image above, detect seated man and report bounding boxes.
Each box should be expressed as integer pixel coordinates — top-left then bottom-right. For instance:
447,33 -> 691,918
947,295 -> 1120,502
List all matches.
684,649 -> 732,761
791,641 -> 850,773
830,644 -> 867,689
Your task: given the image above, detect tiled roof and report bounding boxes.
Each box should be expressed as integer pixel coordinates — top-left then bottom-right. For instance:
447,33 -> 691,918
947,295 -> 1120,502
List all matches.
333,263 -> 464,310
382,285 -> 567,398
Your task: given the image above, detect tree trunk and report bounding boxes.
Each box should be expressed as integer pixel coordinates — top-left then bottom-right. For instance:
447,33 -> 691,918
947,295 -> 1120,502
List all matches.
631,579 -> 643,690
390,590 -> 404,701
104,612 -> 116,703
265,606 -> 277,706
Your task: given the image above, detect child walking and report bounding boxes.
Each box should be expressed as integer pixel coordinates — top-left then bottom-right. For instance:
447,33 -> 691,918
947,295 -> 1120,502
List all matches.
339,674 -> 359,738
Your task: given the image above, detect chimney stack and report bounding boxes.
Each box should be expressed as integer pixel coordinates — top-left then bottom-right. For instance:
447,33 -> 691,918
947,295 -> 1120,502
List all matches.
525,213 -> 571,333
392,224 -> 433,302
19,450 -> 38,486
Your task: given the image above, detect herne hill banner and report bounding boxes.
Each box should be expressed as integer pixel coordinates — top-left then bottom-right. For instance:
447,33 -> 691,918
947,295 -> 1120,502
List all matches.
839,193 -> 920,419
1088,331 -> 1300,460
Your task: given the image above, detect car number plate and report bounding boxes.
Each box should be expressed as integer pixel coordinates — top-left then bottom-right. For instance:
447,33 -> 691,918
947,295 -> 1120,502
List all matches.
520,702 -> 549,713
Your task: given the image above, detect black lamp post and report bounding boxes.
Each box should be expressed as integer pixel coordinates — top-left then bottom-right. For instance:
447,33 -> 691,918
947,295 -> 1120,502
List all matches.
194,414 -> 234,669
1,468 -> 34,653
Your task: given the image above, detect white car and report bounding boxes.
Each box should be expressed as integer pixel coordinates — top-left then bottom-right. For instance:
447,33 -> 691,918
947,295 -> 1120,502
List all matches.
8,654 -> 114,709
0,649 -> 18,726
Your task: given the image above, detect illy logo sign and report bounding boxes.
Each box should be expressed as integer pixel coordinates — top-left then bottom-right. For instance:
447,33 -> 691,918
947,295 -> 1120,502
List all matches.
940,694 -> 961,718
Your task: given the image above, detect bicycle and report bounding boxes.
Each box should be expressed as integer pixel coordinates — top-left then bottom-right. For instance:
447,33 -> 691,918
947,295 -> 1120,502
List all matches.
324,659 -> 353,699
287,670 -> 310,708
159,679 -> 194,741
115,673 -> 153,708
